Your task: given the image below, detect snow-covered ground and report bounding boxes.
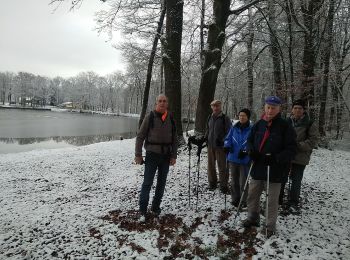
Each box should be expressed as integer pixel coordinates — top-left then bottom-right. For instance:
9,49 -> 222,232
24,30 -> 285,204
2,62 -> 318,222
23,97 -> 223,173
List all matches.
0,139 -> 349,259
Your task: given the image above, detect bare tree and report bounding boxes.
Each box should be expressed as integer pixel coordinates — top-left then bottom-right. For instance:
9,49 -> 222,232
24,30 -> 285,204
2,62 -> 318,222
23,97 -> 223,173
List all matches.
163,0 -> 184,137
195,0 -> 263,134
139,4 -> 166,128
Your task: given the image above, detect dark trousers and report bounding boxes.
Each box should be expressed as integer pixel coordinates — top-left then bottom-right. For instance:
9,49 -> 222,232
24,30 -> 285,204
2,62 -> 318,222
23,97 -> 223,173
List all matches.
280,163 -> 306,205
139,151 -> 170,214
229,162 -> 249,204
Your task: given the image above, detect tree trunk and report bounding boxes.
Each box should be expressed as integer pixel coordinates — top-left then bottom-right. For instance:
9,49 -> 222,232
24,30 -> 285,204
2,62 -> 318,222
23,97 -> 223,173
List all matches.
286,0 -> 295,101
195,0 -> 231,134
319,0 -> 335,136
200,0 -> 205,69
268,0 -> 282,97
163,0 -> 184,137
194,0 -> 263,133
247,7 -> 254,112
138,6 -> 166,128
300,0 -> 323,119
327,83 -> 337,132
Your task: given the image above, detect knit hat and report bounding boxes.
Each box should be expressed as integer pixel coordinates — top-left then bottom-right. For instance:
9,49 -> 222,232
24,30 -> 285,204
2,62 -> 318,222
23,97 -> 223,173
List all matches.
292,99 -> 306,109
265,96 -> 282,105
239,108 -> 251,119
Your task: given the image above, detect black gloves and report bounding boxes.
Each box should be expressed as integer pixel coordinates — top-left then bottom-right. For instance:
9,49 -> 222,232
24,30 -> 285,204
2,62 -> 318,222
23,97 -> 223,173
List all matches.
249,150 -> 261,161
223,147 -> 230,154
238,149 -> 248,159
188,135 -> 196,145
262,154 -> 276,166
188,136 -> 206,147
248,150 -> 277,165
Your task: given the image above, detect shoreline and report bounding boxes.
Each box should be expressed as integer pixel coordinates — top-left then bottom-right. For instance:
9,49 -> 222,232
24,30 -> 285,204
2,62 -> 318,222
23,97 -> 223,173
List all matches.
0,104 -> 140,118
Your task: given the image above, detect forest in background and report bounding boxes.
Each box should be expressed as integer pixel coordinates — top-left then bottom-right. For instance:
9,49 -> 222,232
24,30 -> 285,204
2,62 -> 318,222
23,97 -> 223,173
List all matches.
1,0 -> 350,141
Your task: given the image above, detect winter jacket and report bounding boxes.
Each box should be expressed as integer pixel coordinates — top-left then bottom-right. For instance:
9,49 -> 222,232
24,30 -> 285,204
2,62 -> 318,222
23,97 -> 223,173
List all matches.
135,111 -> 177,159
224,122 -> 252,165
287,113 -> 318,165
205,112 -> 232,148
247,113 -> 297,183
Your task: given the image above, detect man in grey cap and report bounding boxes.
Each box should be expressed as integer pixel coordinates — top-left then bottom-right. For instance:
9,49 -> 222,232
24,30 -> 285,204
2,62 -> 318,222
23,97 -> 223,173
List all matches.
205,100 -> 232,193
242,96 -> 296,237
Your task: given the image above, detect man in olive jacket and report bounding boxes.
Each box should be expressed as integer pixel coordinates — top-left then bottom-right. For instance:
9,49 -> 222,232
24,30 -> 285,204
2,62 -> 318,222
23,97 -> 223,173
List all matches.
279,99 -> 319,208
135,94 -> 177,221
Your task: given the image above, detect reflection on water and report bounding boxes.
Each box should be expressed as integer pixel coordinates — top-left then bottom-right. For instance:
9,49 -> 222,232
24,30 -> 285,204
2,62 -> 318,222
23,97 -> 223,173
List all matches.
0,132 -> 137,146
0,132 -> 137,154
0,109 -> 140,154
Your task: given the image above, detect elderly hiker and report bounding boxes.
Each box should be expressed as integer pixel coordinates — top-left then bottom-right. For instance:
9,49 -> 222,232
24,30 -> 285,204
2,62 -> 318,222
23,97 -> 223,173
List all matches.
135,94 -> 177,222
242,96 -> 297,237
205,100 -> 232,193
279,99 -> 319,212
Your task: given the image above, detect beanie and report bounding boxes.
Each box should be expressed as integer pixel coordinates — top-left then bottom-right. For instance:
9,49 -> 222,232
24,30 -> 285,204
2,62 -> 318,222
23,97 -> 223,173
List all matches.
292,99 -> 306,109
239,108 -> 251,119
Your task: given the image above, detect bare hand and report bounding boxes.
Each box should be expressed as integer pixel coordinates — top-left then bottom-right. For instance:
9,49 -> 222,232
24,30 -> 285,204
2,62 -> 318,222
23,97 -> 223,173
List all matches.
170,158 -> 176,166
135,156 -> 143,165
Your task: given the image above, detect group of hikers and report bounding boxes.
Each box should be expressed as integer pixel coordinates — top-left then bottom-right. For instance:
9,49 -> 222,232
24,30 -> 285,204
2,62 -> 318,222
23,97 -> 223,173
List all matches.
134,94 -> 318,237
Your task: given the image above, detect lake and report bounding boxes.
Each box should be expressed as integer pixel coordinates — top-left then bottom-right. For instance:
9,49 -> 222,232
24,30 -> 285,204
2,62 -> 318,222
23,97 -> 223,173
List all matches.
0,109 -> 139,154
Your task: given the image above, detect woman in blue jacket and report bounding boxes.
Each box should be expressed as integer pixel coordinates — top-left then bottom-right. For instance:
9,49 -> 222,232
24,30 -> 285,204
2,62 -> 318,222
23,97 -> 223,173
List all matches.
224,108 -> 252,207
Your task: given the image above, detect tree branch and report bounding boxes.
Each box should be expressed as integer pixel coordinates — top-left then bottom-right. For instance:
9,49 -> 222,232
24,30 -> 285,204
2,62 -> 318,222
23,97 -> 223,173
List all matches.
230,0 -> 264,16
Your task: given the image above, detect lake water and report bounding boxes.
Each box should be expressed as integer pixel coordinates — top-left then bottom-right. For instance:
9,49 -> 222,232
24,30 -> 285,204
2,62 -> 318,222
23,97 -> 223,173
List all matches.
0,109 -> 139,154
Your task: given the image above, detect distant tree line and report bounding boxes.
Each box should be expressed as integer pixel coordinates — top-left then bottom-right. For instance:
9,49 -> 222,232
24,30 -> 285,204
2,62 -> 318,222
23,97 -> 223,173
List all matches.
17,0 -> 350,140
0,70 -> 146,114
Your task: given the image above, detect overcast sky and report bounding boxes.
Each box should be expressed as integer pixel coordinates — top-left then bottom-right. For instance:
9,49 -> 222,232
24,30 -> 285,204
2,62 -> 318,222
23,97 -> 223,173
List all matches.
0,0 -> 124,78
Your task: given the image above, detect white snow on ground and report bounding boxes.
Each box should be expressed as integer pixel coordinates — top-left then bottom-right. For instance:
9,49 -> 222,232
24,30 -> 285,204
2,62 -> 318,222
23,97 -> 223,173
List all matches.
0,140 -> 349,259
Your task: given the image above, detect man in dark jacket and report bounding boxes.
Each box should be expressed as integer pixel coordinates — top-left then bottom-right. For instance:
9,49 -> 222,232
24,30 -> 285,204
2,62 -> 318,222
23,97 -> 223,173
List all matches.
243,96 -> 296,236
135,94 -> 177,222
205,100 -> 232,193
279,99 -> 319,209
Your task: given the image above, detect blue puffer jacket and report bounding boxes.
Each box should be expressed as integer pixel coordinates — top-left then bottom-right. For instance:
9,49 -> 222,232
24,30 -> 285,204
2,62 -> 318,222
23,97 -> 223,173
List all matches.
224,122 -> 252,165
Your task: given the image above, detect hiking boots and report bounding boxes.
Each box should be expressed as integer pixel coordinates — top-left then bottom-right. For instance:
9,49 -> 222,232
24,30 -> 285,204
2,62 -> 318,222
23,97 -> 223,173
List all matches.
139,214 -> 146,223
220,186 -> 230,194
150,207 -> 161,217
242,218 -> 260,228
208,185 -> 217,191
260,228 -> 276,238
231,200 -> 239,208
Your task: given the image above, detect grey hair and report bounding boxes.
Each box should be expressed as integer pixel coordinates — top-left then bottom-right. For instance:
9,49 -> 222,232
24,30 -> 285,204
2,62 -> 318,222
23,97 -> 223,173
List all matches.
156,94 -> 168,102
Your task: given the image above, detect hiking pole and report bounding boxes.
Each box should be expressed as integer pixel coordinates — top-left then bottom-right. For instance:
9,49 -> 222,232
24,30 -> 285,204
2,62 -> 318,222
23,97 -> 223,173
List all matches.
265,154 -> 271,237
224,159 -> 228,211
233,162 -> 254,225
287,165 -> 292,203
188,140 -> 192,207
195,143 -> 203,211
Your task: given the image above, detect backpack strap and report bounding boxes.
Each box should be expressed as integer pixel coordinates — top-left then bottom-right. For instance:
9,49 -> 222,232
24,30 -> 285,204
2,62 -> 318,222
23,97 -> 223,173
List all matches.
145,111 -> 154,145
145,111 -> 176,154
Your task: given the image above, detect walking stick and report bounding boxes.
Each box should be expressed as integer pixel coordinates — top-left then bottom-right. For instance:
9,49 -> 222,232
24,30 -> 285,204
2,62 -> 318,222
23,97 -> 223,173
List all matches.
195,142 -> 205,211
196,150 -> 201,211
265,156 -> 271,237
224,159 -> 228,211
287,164 -> 292,203
188,140 -> 192,207
233,162 -> 254,225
